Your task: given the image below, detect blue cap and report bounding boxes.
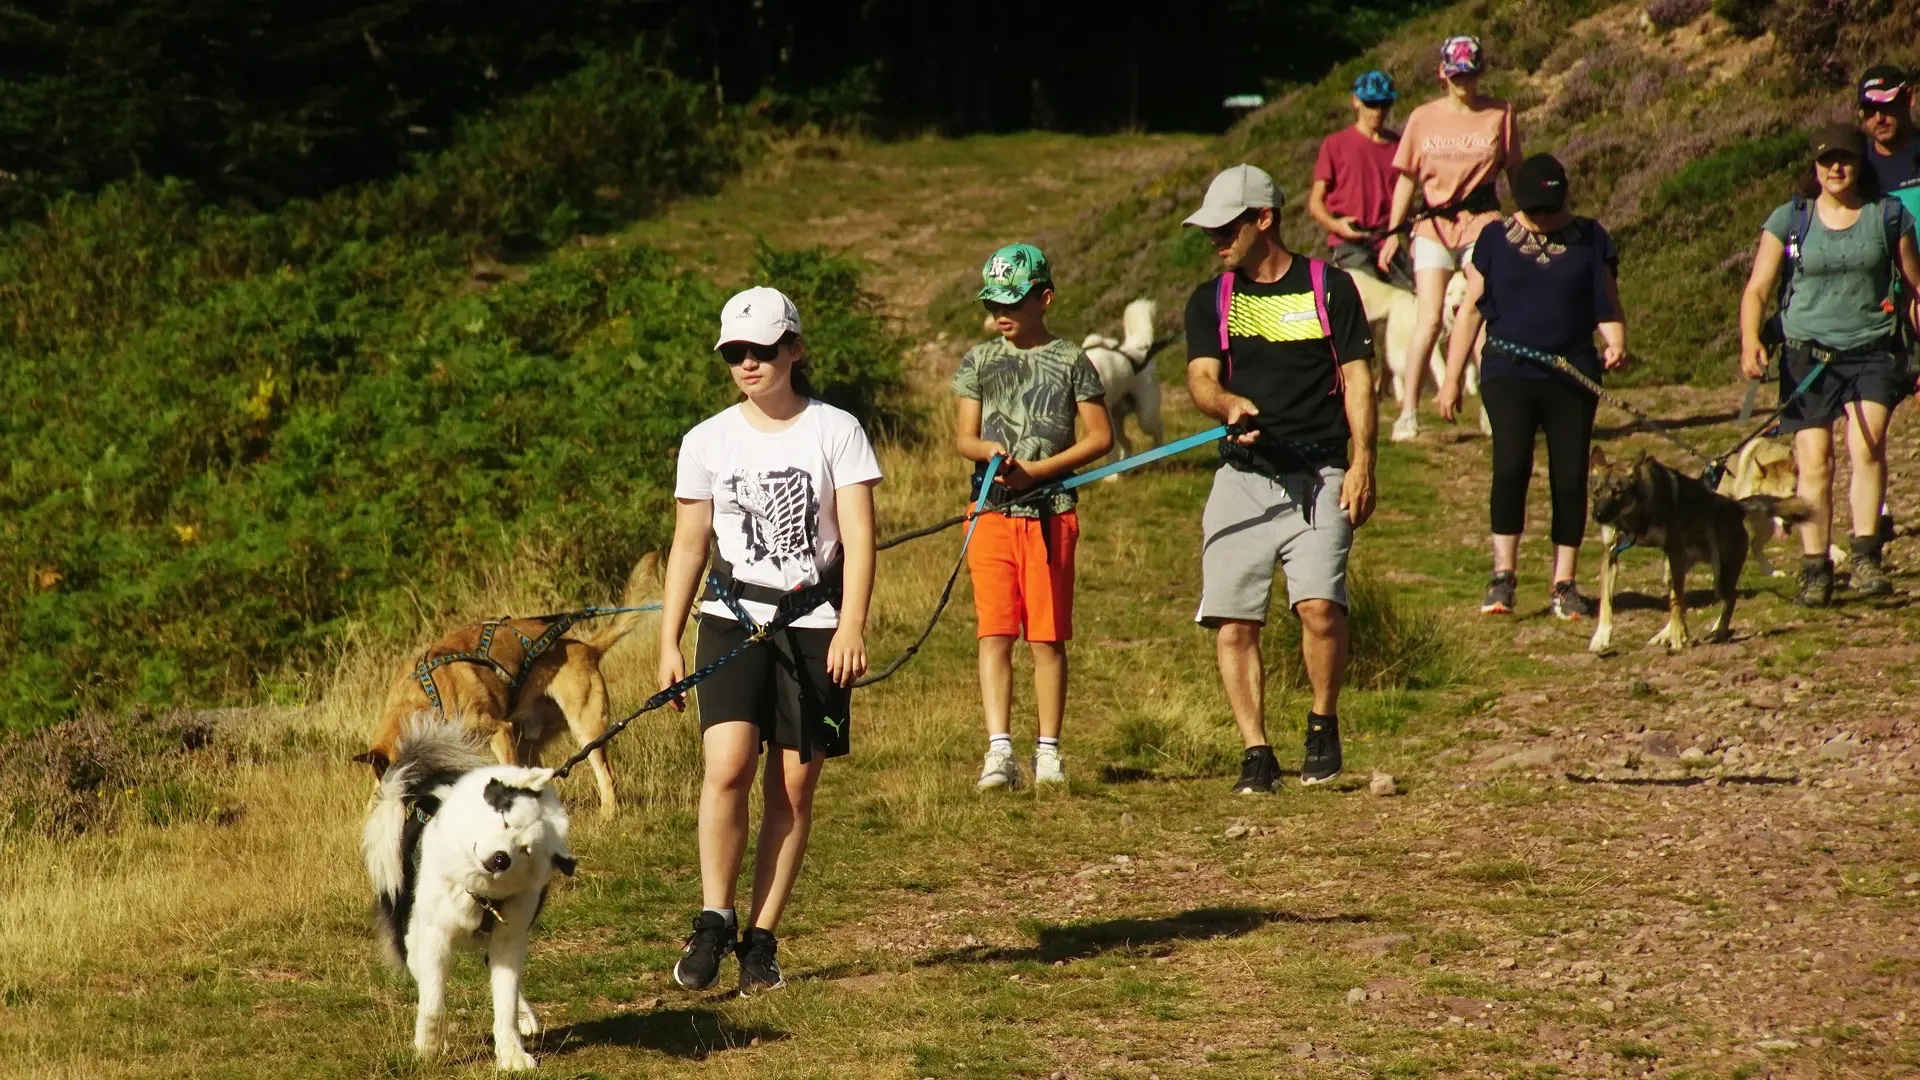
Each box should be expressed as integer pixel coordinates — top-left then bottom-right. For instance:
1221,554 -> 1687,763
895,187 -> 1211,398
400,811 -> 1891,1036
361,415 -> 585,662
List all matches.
1353,70 -> 1397,104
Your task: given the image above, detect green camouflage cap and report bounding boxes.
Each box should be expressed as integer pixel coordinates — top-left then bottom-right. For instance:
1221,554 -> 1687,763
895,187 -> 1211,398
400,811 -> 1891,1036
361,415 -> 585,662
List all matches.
976,243 -> 1052,303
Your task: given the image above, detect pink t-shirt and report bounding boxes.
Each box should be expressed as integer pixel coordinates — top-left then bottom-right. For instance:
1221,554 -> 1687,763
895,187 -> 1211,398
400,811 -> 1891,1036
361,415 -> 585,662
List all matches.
1393,98 -> 1520,249
1313,126 -> 1400,248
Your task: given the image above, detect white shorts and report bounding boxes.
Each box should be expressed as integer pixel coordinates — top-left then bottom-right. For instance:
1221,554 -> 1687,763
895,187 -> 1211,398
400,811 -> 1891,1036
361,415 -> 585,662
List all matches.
1412,235 -> 1475,274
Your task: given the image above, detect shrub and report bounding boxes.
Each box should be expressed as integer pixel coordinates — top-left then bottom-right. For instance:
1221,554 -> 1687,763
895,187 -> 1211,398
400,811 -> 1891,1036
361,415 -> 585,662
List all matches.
1643,130 -> 1804,217
1647,0 -> 1713,27
1267,567 -> 1465,693
0,709 -> 215,837
0,44 -> 905,734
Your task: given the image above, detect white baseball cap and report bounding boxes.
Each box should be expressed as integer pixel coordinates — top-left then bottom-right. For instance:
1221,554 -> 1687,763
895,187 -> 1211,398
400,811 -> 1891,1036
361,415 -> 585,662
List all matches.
714,286 -> 802,349
1182,164 -> 1280,229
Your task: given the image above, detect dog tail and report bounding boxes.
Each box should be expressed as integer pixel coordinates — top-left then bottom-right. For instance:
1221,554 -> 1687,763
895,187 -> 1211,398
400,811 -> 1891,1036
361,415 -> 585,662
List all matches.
1080,332 -> 1118,350
571,552 -> 661,653
1741,495 -> 1815,527
363,715 -> 488,967
1119,298 -> 1156,361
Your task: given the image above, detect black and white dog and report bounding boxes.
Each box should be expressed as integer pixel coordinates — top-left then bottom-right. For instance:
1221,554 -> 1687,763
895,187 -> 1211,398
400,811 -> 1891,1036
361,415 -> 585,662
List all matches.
361,717 -> 576,1071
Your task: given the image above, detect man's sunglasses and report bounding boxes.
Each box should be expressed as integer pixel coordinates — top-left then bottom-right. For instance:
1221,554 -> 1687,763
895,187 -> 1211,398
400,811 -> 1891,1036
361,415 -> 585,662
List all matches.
1203,211 -> 1257,243
983,295 -> 1037,316
719,340 -> 784,366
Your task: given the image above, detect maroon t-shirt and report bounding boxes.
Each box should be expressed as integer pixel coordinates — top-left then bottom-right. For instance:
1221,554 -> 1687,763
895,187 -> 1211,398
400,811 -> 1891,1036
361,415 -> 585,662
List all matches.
1312,126 -> 1400,248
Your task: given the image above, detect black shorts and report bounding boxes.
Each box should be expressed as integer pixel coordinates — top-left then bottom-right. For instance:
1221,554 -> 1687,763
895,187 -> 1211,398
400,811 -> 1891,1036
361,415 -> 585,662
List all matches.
1778,341 -> 1909,433
693,615 -> 850,760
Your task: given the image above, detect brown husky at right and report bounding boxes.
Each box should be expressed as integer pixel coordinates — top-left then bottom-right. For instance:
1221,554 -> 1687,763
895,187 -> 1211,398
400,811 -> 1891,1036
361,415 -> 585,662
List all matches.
1587,450 -> 1810,654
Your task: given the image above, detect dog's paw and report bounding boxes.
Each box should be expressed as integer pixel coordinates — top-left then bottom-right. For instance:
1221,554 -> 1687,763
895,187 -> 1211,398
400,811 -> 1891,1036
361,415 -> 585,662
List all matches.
413,1034 -> 445,1061
1588,626 -> 1613,653
495,1043 -> 538,1072
517,997 -> 540,1037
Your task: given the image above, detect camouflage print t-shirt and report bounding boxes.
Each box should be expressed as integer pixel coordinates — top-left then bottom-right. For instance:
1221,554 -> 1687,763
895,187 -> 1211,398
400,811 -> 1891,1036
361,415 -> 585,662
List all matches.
951,336 -> 1106,517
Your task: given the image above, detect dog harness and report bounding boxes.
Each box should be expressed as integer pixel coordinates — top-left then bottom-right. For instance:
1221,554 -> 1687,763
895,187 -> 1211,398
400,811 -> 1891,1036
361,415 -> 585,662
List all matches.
411,604 -> 653,717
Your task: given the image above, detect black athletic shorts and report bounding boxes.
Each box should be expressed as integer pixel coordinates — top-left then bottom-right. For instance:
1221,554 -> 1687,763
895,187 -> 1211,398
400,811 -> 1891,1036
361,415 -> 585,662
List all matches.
1778,340 -> 1909,433
693,615 -> 850,760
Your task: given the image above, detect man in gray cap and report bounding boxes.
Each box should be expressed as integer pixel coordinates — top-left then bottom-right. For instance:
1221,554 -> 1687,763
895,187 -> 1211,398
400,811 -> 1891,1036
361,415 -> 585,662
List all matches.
1182,163 -> 1377,794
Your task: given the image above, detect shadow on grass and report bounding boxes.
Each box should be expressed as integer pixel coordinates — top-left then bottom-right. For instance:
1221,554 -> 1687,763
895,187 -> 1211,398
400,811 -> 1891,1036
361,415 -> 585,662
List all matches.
1567,773 -> 1798,787
919,906 -> 1369,966
542,1006 -> 787,1060
1593,409 -> 1739,442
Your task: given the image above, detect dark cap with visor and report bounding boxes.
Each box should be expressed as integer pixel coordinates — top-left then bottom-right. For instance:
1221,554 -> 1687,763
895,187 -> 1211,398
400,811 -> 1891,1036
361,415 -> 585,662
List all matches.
1859,64 -> 1910,105
1513,154 -> 1569,214
1810,122 -> 1868,161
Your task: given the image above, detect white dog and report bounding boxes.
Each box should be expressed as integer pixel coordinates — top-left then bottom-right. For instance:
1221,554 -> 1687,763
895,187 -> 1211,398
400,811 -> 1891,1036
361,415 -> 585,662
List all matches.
362,718 -> 576,1072
1081,298 -> 1164,467
1346,269 -> 1474,406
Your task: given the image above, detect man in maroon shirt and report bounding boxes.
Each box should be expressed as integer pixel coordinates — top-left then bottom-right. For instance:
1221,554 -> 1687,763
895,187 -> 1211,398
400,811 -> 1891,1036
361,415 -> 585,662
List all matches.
1309,70 -> 1413,289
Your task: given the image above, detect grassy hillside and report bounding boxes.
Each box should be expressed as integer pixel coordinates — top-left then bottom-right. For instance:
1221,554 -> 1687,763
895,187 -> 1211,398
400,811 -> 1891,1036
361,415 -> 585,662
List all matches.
0,46 -> 908,732
947,0 -> 1920,384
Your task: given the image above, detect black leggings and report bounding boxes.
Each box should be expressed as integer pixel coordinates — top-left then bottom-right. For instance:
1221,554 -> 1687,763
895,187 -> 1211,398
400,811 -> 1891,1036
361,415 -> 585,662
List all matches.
1481,376 -> 1598,547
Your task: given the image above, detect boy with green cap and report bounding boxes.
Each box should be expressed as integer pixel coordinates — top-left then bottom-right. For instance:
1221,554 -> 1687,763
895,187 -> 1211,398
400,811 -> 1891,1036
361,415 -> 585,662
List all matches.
952,243 -> 1113,790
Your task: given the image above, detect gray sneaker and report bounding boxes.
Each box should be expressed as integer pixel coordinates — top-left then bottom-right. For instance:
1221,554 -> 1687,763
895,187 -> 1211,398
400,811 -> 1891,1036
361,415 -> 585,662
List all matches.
1482,571 -> 1517,615
1795,558 -> 1834,608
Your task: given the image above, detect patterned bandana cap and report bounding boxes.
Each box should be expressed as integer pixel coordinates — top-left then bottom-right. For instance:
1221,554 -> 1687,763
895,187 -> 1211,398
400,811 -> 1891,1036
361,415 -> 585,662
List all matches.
1859,64 -> 1910,104
1353,70 -> 1397,104
977,243 -> 1052,304
1439,35 -> 1483,78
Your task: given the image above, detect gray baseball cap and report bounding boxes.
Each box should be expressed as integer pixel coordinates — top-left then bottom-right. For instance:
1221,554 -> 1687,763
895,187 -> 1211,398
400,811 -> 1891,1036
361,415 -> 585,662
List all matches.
1182,164 -> 1280,229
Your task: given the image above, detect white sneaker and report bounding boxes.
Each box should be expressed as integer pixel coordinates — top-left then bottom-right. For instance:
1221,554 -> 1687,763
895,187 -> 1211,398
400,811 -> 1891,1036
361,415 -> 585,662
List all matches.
1391,412 -> 1419,442
1033,745 -> 1066,785
977,745 -> 1021,790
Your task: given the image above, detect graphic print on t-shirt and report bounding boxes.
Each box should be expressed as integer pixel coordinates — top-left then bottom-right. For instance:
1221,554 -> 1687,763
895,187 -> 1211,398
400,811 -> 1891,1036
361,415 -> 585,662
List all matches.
1226,293 -> 1327,343
724,466 -> 821,574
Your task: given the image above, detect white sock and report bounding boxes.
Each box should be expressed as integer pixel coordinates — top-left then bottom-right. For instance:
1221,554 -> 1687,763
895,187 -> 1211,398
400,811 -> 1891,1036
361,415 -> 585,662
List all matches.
988,734 -> 1012,754
702,907 -> 736,928
1037,736 -> 1060,754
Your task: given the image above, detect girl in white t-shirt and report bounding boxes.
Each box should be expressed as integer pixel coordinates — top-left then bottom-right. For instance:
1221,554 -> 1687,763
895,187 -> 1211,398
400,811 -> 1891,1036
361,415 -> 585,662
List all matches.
657,286 -> 883,996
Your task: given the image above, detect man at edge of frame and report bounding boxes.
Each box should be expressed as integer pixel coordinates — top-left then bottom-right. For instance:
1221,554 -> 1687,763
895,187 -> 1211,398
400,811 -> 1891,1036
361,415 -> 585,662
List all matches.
1181,163 -> 1379,796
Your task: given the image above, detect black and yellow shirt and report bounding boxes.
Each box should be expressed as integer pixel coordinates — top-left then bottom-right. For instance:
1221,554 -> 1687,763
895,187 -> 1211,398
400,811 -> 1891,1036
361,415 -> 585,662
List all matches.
1183,257 -> 1373,471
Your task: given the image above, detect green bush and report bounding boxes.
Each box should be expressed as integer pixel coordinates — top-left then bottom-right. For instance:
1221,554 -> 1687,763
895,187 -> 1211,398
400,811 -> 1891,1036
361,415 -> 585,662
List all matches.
0,47 -> 908,734
1644,132 -> 1803,217
1268,568 -> 1465,693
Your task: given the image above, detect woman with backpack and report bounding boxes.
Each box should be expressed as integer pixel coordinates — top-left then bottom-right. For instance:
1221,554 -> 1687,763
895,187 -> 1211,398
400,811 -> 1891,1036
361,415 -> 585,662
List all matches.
1739,123 -> 1920,605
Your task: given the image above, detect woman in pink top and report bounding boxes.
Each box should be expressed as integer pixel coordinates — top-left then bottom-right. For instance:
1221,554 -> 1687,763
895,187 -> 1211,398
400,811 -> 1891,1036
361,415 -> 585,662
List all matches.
1376,35 -> 1522,442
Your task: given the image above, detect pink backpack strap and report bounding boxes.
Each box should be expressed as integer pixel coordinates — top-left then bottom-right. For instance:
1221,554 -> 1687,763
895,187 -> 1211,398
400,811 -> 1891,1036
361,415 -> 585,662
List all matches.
1307,258 -> 1345,395
1215,271 -> 1235,380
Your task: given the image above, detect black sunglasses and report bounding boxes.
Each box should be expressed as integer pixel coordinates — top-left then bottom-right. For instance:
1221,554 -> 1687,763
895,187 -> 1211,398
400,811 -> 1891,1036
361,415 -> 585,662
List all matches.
983,294 -> 1040,316
1203,210 -> 1258,243
718,340 -> 783,366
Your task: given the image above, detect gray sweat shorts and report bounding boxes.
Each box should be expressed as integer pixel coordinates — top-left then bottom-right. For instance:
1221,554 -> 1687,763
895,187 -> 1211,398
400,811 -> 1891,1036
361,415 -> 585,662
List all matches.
1195,464 -> 1352,625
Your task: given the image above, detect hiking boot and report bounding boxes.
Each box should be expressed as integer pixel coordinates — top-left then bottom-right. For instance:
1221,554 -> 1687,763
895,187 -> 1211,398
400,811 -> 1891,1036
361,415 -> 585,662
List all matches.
976,744 -> 1021,790
1794,557 -> 1834,608
1481,571 -> 1517,615
735,928 -> 786,996
1033,744 -> 1066,785
1391,412 -> 1420,443
1849,546 -> 1893,597
673,910 -> 736,991
1549,579 -> 1597,621
1300,715 -> 1342,786
1230,745 -> 1280,794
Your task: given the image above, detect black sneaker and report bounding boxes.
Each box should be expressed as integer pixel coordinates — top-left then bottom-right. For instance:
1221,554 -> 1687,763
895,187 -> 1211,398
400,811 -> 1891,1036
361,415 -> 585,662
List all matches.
1230,745 -> 1280,794
1481,571 -> 1517,614
1301,715 -> 1342,786
1795,557 -> 1834,608
1849,541 -> 1893,597
1549,580 -> 1597,620
673,910 -> 736,990
736,927 -> 787,995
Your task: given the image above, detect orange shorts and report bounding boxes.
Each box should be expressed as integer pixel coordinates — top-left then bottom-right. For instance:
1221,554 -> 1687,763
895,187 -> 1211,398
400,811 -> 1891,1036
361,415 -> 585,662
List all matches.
966,510 -> 1079,642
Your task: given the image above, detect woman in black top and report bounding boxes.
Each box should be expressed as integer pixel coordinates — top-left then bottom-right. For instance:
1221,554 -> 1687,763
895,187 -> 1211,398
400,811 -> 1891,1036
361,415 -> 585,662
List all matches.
1437,154 -> 1627,619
